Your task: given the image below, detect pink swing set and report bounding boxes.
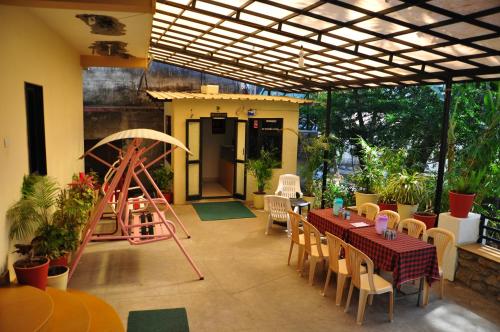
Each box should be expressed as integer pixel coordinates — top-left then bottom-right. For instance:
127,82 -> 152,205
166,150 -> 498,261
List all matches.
69,129 -> 203,280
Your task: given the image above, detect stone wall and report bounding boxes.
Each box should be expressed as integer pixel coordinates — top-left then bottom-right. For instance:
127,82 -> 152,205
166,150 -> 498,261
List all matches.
455,247 -> 500,303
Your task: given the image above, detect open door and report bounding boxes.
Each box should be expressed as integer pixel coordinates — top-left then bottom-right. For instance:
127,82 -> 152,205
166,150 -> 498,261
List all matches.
186,119 -> 201,200
234,120 -> 247,200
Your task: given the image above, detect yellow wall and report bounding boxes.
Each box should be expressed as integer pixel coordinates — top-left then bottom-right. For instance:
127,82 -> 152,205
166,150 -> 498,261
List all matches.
168,99 -> 299,204
0,6 -> 84,272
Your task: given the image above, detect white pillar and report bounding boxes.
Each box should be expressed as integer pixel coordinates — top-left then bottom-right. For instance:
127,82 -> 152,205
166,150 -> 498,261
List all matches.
438,212 -> 480,281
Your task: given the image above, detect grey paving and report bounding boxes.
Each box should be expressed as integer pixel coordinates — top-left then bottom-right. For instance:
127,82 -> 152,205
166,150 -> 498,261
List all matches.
69,203 -> 500,331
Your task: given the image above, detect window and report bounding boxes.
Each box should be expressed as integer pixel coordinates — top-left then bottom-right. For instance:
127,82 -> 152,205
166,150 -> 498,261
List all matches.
248,118 -> 283,166
25,83 -> 47,175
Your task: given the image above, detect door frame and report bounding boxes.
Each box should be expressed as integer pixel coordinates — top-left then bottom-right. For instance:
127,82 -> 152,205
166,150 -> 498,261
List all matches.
233,119 -> 248,200
186,119 -> 202,200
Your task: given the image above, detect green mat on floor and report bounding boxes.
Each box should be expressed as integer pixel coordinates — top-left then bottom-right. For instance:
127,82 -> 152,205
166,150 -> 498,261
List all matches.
192,201 -> 256,221
128,308 -> 189,332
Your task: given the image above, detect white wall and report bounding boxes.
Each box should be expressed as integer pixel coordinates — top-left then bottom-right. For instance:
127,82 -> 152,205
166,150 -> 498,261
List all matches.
0,6 -> 84,273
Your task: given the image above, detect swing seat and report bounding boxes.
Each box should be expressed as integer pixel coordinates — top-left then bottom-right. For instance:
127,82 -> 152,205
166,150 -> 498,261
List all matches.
129,211 -> 176,245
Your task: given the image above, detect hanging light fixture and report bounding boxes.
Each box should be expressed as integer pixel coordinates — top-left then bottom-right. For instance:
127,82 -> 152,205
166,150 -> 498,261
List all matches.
298,45 -> 305,68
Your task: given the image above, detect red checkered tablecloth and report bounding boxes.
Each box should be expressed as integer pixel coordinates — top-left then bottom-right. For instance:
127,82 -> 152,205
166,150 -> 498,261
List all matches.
348,227 -> 440,286
308,208 -> 373,240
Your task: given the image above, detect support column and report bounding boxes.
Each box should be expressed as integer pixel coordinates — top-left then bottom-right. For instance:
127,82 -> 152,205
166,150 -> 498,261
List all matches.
321,88 -> 332,208
434,79 -> 452,224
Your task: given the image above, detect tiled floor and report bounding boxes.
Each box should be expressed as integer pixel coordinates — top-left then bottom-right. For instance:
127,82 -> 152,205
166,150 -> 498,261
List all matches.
202,181 -> 232,197
69,203 -> 500,331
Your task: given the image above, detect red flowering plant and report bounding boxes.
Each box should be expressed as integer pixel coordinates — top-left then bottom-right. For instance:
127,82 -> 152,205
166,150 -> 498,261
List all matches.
67,172 -> 97,223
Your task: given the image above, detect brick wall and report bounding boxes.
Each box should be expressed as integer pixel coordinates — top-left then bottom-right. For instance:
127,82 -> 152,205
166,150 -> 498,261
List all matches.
455,247 -> 500,303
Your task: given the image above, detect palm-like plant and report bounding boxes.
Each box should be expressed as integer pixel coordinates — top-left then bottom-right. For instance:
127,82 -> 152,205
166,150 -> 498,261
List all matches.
247,149 -> 279,193
8,175 -> 59,240
387,171 -> 429,205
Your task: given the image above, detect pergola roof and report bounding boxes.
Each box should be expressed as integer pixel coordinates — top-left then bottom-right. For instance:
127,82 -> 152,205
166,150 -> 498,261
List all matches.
146,90 -> 312,103
149,0 -> 500,92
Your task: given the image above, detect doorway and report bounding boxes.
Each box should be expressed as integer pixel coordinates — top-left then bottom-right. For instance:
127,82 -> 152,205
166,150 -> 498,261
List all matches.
201,117 -> 236,198
25,82 -> 47,175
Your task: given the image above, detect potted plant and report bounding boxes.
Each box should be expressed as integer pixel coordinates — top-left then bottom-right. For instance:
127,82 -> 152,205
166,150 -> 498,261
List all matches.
11,244 -> 50,290
413,177 -> 437,229
387,171 -> 428,220
299,136 -> 329,206
152,164 -> 174,203
446,84 -> 499,218
247,149 -> 279,209
378,187 -> 397,212
8,175 -> 85,290
350,137 -> 383,207
377,147 -> 406,212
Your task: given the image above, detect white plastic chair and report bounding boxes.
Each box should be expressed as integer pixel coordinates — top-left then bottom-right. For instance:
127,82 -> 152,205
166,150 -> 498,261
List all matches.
264,195 -> 292,235
275,174 -> 303,199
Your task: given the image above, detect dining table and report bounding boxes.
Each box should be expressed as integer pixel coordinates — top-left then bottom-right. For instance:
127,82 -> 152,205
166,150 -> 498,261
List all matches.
307,208 -> 374,241
308,208 -> 441,306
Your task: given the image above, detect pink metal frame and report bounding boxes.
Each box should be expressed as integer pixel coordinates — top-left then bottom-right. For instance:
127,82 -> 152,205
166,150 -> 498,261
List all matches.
69,138 -> 204,280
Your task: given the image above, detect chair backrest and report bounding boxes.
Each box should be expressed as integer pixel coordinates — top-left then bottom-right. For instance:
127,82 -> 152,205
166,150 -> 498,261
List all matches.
288,211 -> 303,244
377,210 -> 400,229
265,195 -> 291,222
346,244 -> 376,292
325,232 -> 349,273
398,218 -> 427,238
424,228 -> 455,268
302,219 -> 324,257
358,203 -> 380,221
275,174 -> 302,198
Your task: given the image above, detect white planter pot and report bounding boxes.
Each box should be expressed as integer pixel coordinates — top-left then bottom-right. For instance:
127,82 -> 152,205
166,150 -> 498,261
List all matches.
397,203 -> 419,220
355,192 -> 379,208
47,266 -> 69,291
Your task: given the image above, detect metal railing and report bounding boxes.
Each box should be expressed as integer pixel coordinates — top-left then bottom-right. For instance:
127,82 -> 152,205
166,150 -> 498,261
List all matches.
478,214 -> 500,246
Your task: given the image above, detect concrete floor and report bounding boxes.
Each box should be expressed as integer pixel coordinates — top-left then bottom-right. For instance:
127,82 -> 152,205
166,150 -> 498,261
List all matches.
69,202 -> 500,332
202,181 -> 232,197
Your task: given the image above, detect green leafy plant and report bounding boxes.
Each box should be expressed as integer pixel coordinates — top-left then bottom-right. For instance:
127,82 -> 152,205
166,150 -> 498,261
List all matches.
387,171 -> 429,205
8,174 -> 94,262
349,137 -> 383,194
299,136 -> 329,196
448,83 -> 499,197
8,175 -> 59,241
247,149 -> 279,193
152,164 -> 174,192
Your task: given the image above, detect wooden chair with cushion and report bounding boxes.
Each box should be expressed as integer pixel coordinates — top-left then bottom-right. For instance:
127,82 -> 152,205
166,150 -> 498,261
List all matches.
397,218 -> 427,239
323,232 -> 353,305
301,220 -> 329,285
287,211 -> 306,271
264,195 -> 292,235
357,203 -> 380,221
378,210 -> 400,229
423,228 -> 455,302
345,244 -> 394,325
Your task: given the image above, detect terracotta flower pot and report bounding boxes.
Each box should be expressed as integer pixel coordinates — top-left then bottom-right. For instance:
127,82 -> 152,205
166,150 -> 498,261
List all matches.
449,191 -> 475,218
50,254 -> 68,267
14,257 -> 49,290
378,202 -> 397,212
413,212 -> 437,230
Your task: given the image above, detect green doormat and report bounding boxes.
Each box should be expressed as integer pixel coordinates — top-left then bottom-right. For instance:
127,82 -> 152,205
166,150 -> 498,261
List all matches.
192,201 -> 256,221
128,308 -> 189,332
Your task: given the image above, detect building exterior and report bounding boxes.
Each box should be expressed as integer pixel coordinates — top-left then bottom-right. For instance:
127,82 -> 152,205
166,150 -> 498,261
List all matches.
0,1 -> 153,273
148,89 -> 310,204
